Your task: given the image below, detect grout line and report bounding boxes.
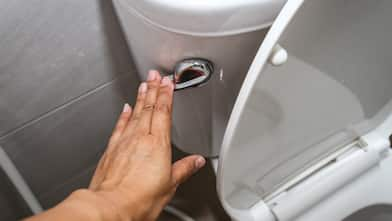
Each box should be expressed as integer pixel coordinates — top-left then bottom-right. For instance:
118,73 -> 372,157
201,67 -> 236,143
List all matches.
0,74 -> 127,141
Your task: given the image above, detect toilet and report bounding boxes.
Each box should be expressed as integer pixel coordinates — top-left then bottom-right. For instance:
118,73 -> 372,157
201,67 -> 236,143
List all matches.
113,0 -> 392,220
112,0 -> 286,157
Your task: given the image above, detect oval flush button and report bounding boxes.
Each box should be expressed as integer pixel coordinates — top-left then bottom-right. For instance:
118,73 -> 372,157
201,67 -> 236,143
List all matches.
173,58 -> 214,90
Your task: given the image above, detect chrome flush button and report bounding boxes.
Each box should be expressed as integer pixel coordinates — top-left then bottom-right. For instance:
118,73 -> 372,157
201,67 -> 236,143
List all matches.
172,58 -> 214,90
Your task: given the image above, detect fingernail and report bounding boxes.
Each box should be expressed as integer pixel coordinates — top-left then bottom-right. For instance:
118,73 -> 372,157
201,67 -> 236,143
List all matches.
138,82 -> 147,93
147,70 -> 157,81
123,103 -> 131,113
195,157 -> 206,169
161,76 -> 172,86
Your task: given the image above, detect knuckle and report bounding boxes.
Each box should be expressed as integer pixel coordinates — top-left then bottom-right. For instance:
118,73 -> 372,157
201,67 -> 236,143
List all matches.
154,104 -> 171,114
118,118 -> 126,124
136,97 -> 145,103
109,131 -> 121,141
186,162 -> 195,172
113,125 -> 121,133
116,119 -> 126,128
143,103 -> 155,111
114,124 -> 125,132
129,115 -> 141,123
148,81 -> 159,89
120,112 -> 130,119
159,88 -> 171,96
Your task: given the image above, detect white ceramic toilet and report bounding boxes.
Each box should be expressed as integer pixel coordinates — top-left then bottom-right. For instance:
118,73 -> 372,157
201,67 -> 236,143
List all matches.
112,0 -> 286,157
113,0 -> 392,220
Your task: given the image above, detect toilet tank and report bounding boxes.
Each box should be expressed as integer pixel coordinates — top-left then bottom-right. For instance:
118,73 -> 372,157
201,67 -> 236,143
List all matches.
112,0 -> 286,156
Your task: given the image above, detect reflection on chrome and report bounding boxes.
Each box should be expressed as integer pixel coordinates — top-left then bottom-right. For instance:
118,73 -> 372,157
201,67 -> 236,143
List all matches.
173,58 -> 214,90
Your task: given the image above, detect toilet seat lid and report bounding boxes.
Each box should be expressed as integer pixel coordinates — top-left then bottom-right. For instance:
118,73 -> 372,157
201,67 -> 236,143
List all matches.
115,0 -> 286,36
217,0 -> 392,218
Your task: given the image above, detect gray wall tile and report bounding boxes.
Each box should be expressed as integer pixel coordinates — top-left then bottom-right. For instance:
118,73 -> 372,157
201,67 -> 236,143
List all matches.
0,0 -> 142,213
0,74 -> 139,198
0,0 -> 135,136
38,165 -> 96,209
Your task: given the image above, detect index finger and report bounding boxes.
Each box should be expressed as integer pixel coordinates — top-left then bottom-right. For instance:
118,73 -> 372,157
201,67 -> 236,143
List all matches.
151,76 -> 174,137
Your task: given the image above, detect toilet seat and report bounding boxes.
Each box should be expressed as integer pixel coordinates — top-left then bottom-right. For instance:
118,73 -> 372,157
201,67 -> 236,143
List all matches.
217,0 -> 392,220
114,0 -> 286,36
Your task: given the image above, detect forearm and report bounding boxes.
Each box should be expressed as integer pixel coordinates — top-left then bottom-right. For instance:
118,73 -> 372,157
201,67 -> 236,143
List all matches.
24,71 -> 204,221
24,190 -> 123,221
23,188 -> 165,221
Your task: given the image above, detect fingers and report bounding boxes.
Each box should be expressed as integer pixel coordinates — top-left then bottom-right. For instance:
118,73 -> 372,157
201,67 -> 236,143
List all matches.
123,70 -> 173,138
150,76 -> 174,137
90,104 -> 133,190
124,82 -> 147,135
137,70 -> 161,134
107,103 -> 132,148
171,155 -> 206,186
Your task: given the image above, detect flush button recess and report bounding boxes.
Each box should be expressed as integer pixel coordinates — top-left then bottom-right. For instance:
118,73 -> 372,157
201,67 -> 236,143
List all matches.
171,58 -> 214,90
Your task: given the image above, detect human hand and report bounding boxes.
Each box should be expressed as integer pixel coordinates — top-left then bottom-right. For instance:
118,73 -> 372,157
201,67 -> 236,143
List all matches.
65,70 -> 206,221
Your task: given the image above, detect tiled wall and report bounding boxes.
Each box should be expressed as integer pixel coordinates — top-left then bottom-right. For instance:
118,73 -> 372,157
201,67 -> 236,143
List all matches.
0,0 -> 139,212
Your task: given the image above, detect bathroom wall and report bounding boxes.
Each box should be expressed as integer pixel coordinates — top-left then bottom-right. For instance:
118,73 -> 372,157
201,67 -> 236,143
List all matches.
0,0 -> 139,216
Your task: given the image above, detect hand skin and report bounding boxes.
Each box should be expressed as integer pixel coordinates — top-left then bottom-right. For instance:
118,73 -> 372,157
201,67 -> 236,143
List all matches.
25,70 -> 206,221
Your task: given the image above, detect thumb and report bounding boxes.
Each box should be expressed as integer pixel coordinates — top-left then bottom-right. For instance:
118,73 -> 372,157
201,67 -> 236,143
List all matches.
171,155 -> 206,186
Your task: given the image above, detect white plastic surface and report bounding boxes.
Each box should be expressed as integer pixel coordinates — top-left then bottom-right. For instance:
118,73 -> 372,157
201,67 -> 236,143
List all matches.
116,0 -> 286,36
292,137 -> 392,221
217,0 -> 392,220
270,133 -> 389,220
217,1 -> 303,220
290,111 -> 392,221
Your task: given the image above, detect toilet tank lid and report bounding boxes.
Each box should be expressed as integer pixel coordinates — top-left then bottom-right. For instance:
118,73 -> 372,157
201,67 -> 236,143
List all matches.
116,0 -> 287,36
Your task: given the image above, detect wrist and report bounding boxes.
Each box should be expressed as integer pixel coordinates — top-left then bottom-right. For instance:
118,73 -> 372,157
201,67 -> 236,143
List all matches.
63,189 -> 130,221
93,188 -> 160,221
63,188 -> 166,221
